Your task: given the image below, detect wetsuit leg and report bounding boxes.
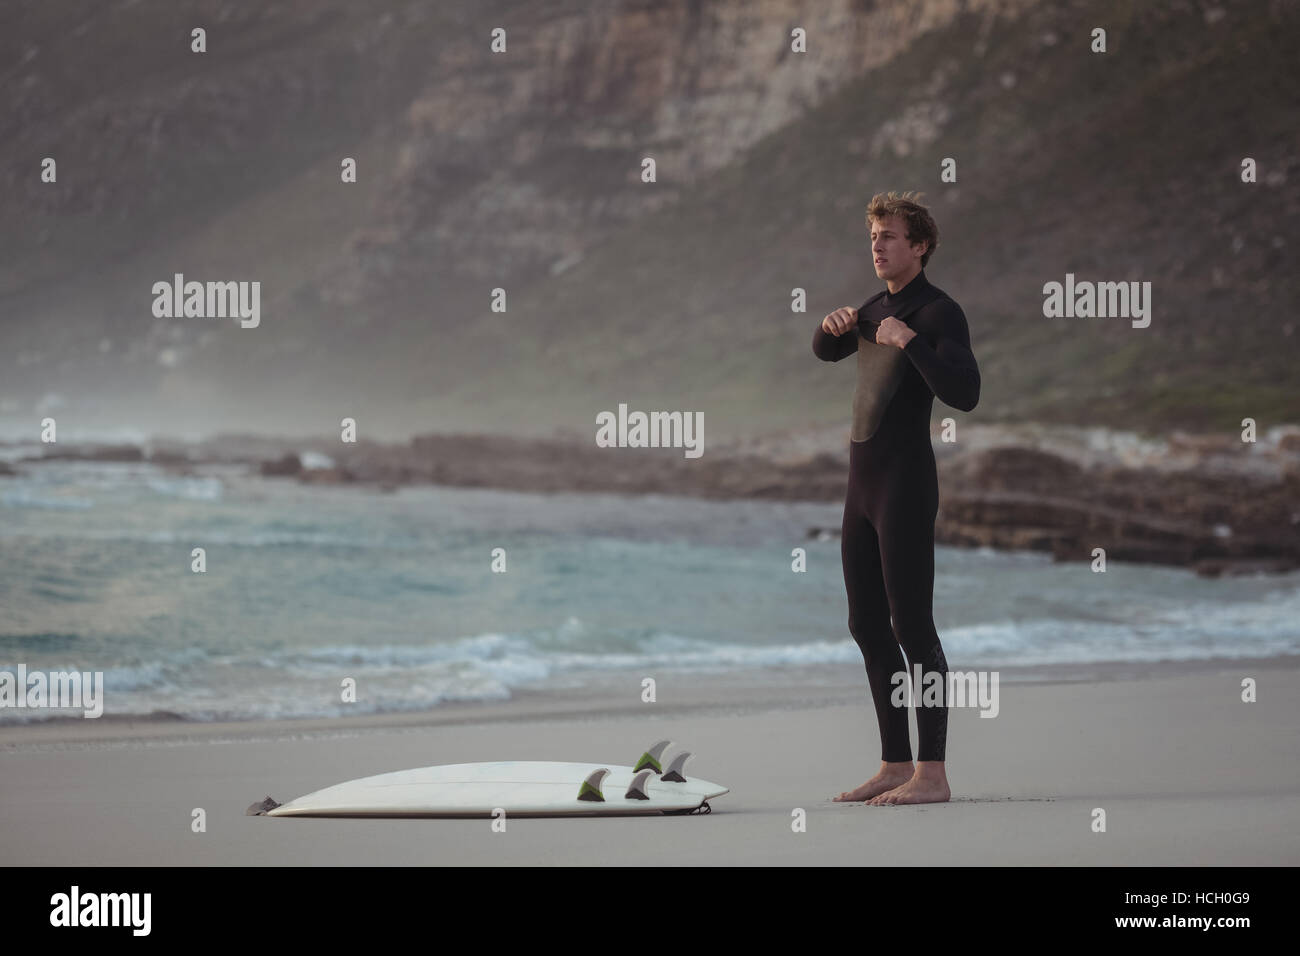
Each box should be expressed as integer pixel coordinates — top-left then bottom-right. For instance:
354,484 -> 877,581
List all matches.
842,446 -> 913,763
872,455 -> 948,762
842,441 -> 949,763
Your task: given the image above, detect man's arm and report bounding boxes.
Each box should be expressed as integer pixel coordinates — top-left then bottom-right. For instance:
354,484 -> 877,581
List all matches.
812,299 -> 870,362
812,324 -> 859,361
900,301 -> 981,412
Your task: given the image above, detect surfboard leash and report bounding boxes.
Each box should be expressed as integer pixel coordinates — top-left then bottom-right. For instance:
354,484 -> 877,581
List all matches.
663,801 -> 712,815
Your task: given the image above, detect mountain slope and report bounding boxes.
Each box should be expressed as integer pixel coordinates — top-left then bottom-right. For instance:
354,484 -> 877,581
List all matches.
435,0 -> 1300,440
1,0 -> 1294,440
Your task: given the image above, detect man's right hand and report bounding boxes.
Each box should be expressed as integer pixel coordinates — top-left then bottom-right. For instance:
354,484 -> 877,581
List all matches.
821,306 -> 858,336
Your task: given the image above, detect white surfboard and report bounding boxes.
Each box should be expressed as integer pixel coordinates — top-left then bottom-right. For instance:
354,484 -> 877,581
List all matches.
259,741 -> 727,818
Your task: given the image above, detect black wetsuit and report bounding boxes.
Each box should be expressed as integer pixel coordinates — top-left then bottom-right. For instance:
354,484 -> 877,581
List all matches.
812,269 -> 980,762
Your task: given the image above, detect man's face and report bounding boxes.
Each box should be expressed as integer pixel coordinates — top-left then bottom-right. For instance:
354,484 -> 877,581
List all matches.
870,215 -> 925,280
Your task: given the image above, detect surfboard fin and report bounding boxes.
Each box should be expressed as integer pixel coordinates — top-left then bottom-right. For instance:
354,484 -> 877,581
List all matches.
661,751 -> 692,783
632,740 -> 673,774
624,769 -> 653,800
577,768 -> 610,802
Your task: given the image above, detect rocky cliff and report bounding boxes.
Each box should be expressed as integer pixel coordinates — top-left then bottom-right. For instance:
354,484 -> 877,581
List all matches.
0,0 -> 1293,442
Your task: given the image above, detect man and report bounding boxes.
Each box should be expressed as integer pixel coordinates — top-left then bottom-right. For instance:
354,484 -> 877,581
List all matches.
813,191 -> 980,805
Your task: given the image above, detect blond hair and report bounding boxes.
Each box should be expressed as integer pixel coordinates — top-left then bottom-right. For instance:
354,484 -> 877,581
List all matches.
865,191 -> 939,268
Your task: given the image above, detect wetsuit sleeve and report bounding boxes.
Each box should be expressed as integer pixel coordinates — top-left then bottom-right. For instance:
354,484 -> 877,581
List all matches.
813,300 -> 871,361
901,300 -> 980,412
812,321 -> 859,361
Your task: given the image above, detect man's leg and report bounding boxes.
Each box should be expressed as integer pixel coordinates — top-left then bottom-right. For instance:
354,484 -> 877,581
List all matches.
833,502 -> 916,801
865,473 -> 951,805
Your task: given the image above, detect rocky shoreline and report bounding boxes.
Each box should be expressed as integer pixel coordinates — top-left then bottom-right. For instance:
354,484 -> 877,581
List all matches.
4,423 -> 1298,577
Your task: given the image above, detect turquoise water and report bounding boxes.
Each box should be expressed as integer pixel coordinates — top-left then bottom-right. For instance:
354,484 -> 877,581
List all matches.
2,458 -> 1298,722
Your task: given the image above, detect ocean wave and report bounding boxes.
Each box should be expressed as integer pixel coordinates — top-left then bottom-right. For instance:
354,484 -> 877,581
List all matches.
1,489 -> 95,510
0,632 -> 84,652
4,587 -> 1298,723
0,526 -> 398,549
145,476 -> 224,500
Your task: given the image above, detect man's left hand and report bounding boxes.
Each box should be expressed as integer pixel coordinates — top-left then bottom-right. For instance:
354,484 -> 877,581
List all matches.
875,316 -> 916,349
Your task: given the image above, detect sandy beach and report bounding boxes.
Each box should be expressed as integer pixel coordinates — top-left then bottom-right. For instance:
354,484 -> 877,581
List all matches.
3,660 -> 1296,867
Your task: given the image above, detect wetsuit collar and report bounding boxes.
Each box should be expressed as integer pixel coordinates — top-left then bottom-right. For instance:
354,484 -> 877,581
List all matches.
884,268 -> 929,302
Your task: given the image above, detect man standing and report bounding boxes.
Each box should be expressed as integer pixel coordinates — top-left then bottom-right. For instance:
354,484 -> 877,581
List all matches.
813,191 -> 980,805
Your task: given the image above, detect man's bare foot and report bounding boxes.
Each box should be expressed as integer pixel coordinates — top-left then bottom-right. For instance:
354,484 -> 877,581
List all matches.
866,761 -> 950,805
832,761 -> 914,802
